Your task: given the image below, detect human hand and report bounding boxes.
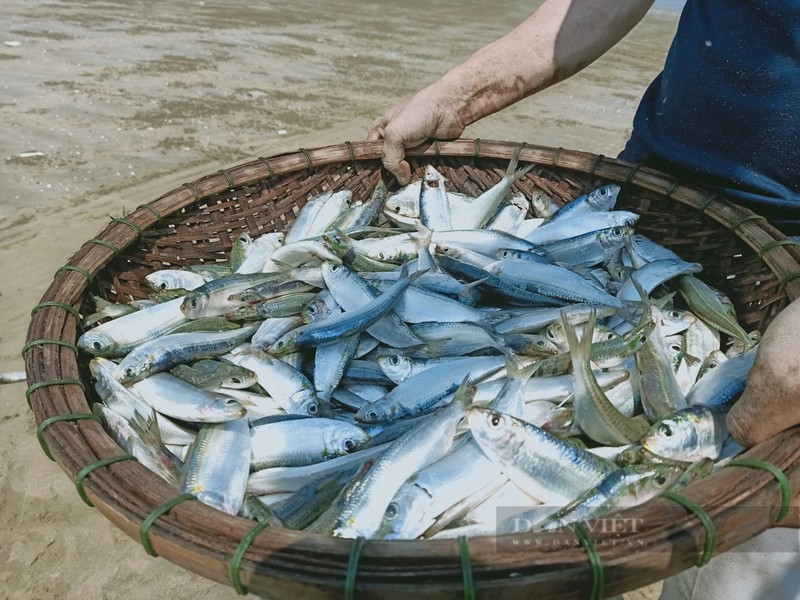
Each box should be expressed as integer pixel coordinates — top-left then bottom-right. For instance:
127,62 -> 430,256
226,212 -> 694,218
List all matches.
366,87 -> 466,185
727,297 -> 800,527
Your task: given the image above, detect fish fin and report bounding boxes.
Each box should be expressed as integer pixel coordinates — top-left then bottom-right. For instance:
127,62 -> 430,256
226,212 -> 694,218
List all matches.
476,322 -> 512,355
479,310 -> 512,326
683,353 -> 702,367
561,307 -> 595,363
453,376 -> 478,410
506,145 -> 535,183
130,408 -> 163,449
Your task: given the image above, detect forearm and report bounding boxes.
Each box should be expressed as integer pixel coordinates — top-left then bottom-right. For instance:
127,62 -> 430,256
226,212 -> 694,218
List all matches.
433,0 -> 655,127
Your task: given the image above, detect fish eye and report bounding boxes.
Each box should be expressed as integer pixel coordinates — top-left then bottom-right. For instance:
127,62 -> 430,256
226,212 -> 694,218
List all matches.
489,414 -> 502,427
366,409 -> 379,421
612,227 -> 622,236
330,265 -> 340,272
124,367 -> 135,378
225,399 -> 239,406
231,377 -> 241,384
307,403 -> 318,415
344,439 -> 357,452
669,343 -> 681,352
159,282 -> 167,290
655,474 -> 667,485
638,334 -> 648,344
389,356 -> 400,365
536,340 -> 547,347
393,206 -> 401,213
190,299 -> 198,308
384,503 -> 398,520
276,341 -> 285,348
92,341 -> 103,350
379,252 -> 386,260
502,250 -> 511,258
659,423 -> 673,437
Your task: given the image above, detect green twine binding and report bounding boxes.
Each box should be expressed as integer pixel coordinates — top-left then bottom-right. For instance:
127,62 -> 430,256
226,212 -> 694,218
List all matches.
780,271 -> 800,289
136,203 -> 163,222
183,181 -> 202,203
26,378 -> 85,408
624,164 -> 644,185
552,146 -> 564,167
36,413 -> 101,461
573,523 -> 604,600
661,490 -> 716,566
230,520 -> 270,595
110,217 -> 144,236
726,458 -> 792,523
698,192 -> 722,213
299,147 -> 314,170
21,338 -> 79,358
344,536 -> 365,600
83,238 -> 121,255
345,141 -> 356,163
473,138 -> 481,158
139,493 -> 198,557
758,239 -> 800,257
75,454 -> 137,507
458,536 -> 475,600
433,140 -> 442,161
31,301 -> 80,320
55,265 -> 94,283
588,154 -> 605,177
258,157 -> 276,179
666,179 -> 681,198
730,214 -> 767,231
218,168 -> 235,189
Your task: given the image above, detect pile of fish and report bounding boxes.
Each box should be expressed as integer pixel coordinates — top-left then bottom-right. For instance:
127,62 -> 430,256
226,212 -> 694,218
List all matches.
78,154 -> 758,540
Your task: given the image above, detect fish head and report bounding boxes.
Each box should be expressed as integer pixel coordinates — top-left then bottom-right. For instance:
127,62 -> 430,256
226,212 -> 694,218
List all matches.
269,332 -> 298,357
320,262 -> 352,288
376,355 -> 414,384
422,165 -> 446,187
217,368 -> 259,390
77,331 -> 119,357
325,426 -> 371,458
587,184 -> 620,211
377,484 -> 431,540
496,248 -> 521,260
467,408 -> 523,460
115,355 -> 154,384
660,308 -> 697,336
181,292 -> 209,319
539,407 -> 576,438
290,393 -> 319,417
598,226 -> 632,249
145,272 -> 178,291
544,322 -> 569,352
355,402 -> 395,424
642,413 -> 701,461
88,356 -> 117,379
627,464 -> 684,503
202,396 -> 247,421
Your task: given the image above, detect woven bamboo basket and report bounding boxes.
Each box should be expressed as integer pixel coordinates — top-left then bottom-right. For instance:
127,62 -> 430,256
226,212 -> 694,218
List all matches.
25,140 -> 800,599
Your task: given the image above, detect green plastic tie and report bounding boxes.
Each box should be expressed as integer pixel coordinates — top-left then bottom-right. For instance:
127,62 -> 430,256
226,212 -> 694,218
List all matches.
299,147 -> 314,170
758,239 -> 800,257
698,192 -> 722,213
661,490 -> 716,566
730,214 -> 767,231
344,536 -> 365,600
31,301 -> 80,320
55,265 -> 94,283
75,454 -> 137,507
780,271 -> 800,290
624,163 -> 644,185
726,458 -> 792,523
573,522 -> 604,600
136,203 -> 163,222
258,157 -> 276,179
183,181 -> 202,203
230,520 -> 270,595
110,217 -> 144,236
666,179 -> 681,198
458,536 -> 476,600
26,378 -> 85,408
473,138 -> 481,158
83,238 -> 121,255
588,154 -> 605,176
36,413 -> 101,461
139,493 -> 198,557
22,338 -> 79,358
218,168 -> 236,189
345,140 -> 356,163
433,140 -> 442,161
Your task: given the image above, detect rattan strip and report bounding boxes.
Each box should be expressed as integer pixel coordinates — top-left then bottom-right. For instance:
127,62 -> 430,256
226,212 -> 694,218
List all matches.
83,238 -> 122,255
22,338 -> 78,358
573,523 -> 604,600
31,301 -> 80,319
660,490 -> 716,566
75,454 -> 138,507
345,537 -> 366,600
726,459 -> 792,523
55,265 -> 94,283
139,493 -> 198,557
26,378 -> 85,408
230,520 -> 271,595
458,536 -> 476,600
36,413 -> 101,461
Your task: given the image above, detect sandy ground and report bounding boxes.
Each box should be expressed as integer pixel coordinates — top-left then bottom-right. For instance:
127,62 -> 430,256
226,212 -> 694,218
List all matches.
1,1 -> 679,598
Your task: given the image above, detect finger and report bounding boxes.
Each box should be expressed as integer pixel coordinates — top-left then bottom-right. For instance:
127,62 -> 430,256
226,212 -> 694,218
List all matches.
381,135 -> 411,185
366,117 -> 387,141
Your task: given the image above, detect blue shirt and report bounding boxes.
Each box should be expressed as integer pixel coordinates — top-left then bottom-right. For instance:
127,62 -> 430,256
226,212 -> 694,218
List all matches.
619,0 -> 800,229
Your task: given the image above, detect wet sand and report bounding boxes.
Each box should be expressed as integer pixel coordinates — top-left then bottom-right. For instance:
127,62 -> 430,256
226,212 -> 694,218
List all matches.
1,1 -> 677,598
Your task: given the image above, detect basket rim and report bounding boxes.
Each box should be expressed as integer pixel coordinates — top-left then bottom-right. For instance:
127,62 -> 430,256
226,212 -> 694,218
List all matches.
24,139 -> 800,598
